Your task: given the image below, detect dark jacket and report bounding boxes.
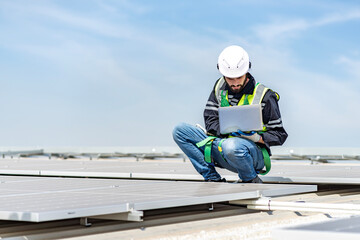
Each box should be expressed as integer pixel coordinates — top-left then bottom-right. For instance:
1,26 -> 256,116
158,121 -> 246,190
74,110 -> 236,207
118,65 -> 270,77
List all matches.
203,73 -> 288,154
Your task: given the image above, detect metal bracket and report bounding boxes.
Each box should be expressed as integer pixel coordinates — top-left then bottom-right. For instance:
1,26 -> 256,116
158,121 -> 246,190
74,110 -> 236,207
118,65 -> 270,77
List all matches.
92,210 -> 143,222
91,204 -> 143,222
208,203 -> 214,211
80,217 -> 92,227
230,197 -> 271,208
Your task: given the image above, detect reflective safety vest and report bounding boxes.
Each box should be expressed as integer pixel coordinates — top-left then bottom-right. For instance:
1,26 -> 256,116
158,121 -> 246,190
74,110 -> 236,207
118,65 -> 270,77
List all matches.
197,77 -> 278,175
215,76 -> 279,116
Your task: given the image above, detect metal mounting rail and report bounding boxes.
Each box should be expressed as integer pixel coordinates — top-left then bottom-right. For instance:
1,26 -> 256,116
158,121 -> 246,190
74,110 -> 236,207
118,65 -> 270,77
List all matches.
231,197 -> 360,214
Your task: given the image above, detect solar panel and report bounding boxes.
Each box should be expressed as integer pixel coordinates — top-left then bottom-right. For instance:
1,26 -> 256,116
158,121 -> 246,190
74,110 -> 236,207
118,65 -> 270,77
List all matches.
0,176 -> 316,222
0,159 -> 360,184
273,216 -> 360,240
263,164 -> 360,184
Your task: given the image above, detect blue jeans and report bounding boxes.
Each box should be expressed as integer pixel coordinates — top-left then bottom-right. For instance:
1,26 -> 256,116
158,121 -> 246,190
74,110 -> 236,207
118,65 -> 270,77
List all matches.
172,122 -> 264,182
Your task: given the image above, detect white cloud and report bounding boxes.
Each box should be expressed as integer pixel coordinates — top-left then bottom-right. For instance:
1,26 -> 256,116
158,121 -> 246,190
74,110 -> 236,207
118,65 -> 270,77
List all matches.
0,1 -> 136,39
254,20 -> 308,42
253,9 -> 360,42
337,56 -> 360,81
314,10 -> 360,26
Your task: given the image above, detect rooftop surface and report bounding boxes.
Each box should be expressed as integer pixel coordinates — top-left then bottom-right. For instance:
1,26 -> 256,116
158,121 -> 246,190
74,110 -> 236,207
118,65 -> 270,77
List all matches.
0,148 -> 359,239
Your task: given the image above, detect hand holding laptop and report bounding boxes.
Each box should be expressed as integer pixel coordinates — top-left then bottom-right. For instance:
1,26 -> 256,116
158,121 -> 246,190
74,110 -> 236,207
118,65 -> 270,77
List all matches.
230,129 -> 261,142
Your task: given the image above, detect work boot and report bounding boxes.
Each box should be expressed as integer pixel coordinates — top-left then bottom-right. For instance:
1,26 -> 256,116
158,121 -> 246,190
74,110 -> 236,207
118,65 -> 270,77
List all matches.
205,178 -> 227,183
243,175 -> 263,184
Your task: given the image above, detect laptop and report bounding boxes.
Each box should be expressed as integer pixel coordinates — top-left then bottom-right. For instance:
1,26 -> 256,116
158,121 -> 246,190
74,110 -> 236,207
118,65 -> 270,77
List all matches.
218,104 -> 263,134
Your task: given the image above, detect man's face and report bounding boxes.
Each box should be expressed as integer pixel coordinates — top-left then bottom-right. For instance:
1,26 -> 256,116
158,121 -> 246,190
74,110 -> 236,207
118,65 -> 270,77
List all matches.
224,74 -> 248,93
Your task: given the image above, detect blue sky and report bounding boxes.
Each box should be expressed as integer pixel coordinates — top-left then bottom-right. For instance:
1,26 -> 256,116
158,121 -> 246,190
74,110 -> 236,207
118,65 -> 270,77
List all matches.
0,0 -> 360,148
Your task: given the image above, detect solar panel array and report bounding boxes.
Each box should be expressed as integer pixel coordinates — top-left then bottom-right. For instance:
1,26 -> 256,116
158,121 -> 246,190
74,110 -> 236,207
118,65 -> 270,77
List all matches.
0,159 -> 360,184
0,176 -> 316,222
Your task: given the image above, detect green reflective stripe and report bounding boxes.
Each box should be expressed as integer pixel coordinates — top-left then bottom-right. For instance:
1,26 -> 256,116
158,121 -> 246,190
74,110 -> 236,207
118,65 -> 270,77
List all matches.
196,136 -> 216,164
259,147 -> 271,175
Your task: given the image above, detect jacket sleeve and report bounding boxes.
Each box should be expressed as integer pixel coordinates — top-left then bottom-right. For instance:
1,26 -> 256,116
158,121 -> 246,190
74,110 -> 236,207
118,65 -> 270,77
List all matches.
259,90 -> 288,148
203,86 -> 222,137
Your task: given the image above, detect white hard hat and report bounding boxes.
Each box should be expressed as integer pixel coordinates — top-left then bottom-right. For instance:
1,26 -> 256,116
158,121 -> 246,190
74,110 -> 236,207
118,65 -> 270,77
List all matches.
217,45 -> 250,78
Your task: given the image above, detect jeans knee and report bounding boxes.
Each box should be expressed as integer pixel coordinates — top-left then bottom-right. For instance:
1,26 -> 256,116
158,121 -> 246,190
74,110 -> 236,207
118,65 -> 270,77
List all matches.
172,122 -> 189,141
222,138 -> 250,160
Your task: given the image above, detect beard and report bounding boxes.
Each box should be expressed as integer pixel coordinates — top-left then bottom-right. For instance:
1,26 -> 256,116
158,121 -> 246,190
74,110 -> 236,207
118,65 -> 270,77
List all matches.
227,77 -> 249,93
230,84 -> 243,93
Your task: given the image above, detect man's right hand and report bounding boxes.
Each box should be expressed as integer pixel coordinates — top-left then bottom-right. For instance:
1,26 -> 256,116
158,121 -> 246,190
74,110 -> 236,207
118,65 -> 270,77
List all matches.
230,130 -> 261,143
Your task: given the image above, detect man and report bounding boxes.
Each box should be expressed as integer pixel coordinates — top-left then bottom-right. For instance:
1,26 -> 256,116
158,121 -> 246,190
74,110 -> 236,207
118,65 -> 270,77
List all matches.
173,45 -> 287,183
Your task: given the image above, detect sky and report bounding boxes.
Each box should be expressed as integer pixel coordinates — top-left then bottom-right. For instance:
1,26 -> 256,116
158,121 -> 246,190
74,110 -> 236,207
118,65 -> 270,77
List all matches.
0,0 -> 360,148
